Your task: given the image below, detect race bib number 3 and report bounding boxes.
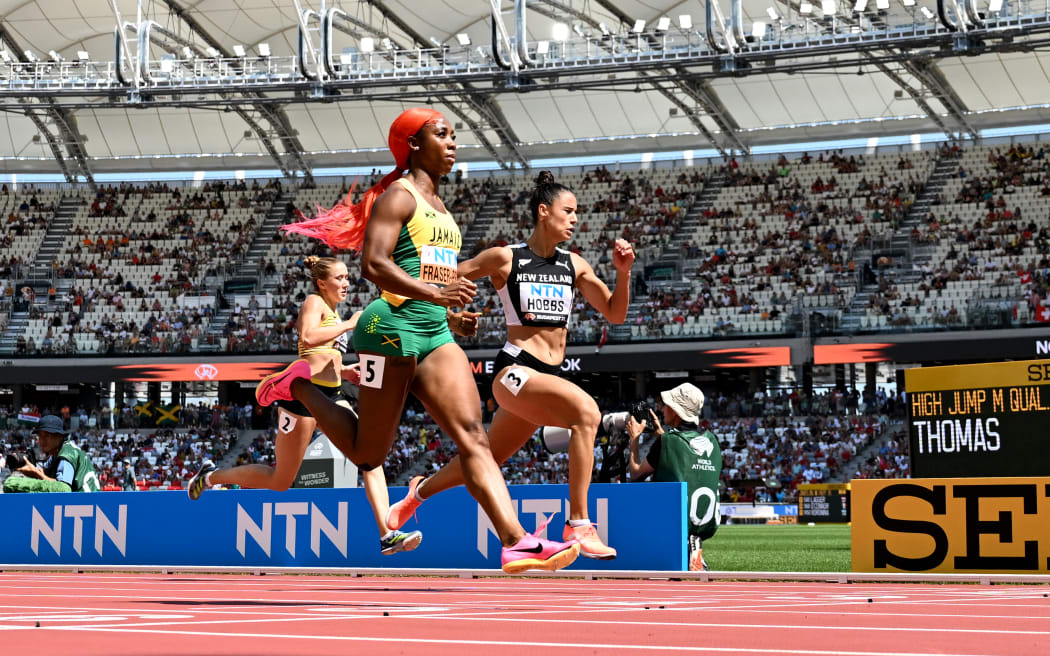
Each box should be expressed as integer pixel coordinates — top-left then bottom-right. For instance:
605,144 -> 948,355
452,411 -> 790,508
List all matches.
420,245 -> 458,286
520,283 -> 572,320
359,354 -> 386,389
499,367 -> 530,397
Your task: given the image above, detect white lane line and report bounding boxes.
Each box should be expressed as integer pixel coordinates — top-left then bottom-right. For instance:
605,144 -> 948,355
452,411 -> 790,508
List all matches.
34,626 -> 1013,656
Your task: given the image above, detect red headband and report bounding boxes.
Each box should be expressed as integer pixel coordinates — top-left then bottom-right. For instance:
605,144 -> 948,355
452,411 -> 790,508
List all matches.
281,108 -> 446,252
388,107 -> 444,169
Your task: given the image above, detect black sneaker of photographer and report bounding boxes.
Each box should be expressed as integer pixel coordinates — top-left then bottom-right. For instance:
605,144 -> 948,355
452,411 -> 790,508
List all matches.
187,460 -> 216,500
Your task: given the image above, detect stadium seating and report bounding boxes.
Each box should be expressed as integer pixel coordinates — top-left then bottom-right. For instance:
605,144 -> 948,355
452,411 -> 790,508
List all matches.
6,143 -> 1047,355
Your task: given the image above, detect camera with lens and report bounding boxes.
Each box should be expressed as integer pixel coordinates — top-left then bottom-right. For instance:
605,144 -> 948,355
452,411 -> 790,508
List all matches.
4,451 -> 31,470
630,401 -> 654,423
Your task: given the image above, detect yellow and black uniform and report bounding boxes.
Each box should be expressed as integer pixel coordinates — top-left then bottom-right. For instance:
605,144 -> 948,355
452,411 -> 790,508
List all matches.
278,298 -> 347,418
353,178 -> 461,360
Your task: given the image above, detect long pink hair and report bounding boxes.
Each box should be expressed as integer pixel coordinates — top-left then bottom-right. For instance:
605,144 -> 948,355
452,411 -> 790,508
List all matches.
282,108 -> 445,251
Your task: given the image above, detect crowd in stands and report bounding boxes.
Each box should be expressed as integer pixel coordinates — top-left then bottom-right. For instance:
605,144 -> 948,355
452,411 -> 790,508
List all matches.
855,142 -> 1050,328
4,142 -> 1047,357
0,422 -> 237,491
0,381 -> 908,498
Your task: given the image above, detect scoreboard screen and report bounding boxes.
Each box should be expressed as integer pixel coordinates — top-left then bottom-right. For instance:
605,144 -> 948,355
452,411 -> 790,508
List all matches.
906,359 -> 1050,477
797,484 -> 850,523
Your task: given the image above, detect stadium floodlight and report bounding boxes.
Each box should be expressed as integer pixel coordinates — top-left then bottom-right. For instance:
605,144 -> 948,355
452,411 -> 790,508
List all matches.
381,37 -> 393,50
360,37 -> 375,53
205,47 -> 219,58
902,0 -> 915,5
599,22 -> 611,35
854,0 -> 867,11
800,2 -> 814,13
988,0 -> 1003,11
536,40 -> 550,55
23,50 -> 38,62
632,19 -> 646,33
0,51 -> 10,63
920,5 -> 935,17
77,50 -> 90,62
876,0 -> 889,9
656,16 -> 671,31
551,22 -> 570,41
767,7 -> 780,20
679,14 -> 693,29
181,46 -> 193,59
257,43 -> 271,57
233,44 -> 246,57
573,23 -> 586,37
456,33 -> 471,46
339,52 -> 353,65
48,50 -> 63,61
429,36 -> 441,47
821,0 -> 837,14
160,55 -> 174,73
752,21 -> 768,37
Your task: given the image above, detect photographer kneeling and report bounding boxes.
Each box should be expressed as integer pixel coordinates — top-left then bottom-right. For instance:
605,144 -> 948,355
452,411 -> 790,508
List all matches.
3,415 -> 100,493
625,383 -> 722,572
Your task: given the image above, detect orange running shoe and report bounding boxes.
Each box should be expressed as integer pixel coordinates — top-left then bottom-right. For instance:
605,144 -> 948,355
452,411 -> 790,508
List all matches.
563,522 -> 617,560
690,548 -> 710,572
386,475 -> 425,531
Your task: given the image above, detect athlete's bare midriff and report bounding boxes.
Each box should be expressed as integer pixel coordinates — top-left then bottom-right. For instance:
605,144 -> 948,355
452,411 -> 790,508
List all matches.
507,324 -> 567,366
303,349 -> 343,384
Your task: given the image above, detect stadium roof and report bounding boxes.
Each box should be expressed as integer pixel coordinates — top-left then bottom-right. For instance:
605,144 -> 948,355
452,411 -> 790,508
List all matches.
2,0 -> 1050,176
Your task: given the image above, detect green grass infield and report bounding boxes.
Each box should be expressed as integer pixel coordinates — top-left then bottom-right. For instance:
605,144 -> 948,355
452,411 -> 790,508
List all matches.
703,524 -> 852,572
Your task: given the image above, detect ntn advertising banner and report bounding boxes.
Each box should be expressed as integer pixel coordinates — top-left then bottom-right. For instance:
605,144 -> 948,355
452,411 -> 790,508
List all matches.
851,477 -> 1050,574
0,483 -> 687,571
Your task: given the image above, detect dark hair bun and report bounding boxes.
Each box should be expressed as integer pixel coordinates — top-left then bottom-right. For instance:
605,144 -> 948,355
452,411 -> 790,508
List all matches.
303,255 -> 320,269
535,170 -> 556,188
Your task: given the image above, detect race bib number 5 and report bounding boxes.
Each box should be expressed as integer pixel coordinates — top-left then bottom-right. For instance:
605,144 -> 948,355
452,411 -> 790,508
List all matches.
359,354 -> 386,389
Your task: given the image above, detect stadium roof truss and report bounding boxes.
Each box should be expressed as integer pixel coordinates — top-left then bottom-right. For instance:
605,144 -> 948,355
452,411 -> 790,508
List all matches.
0,0 -> 1049,174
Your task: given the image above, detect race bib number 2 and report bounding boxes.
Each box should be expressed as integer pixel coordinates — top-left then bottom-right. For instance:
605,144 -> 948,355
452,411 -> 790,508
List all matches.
278,409 -> 297,434
359,354 -> 386,389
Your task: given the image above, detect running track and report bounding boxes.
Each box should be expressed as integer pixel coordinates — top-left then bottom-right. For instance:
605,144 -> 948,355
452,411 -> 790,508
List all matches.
1,572 -> 1048,655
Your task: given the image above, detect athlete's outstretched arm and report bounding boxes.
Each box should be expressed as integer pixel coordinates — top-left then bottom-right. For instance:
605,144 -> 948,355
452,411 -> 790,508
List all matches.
573,238 -> 635,324
457,246 -> 511,286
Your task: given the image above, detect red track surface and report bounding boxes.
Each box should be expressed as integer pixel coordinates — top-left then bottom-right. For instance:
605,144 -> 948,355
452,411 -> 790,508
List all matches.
1,572 -> 1048,655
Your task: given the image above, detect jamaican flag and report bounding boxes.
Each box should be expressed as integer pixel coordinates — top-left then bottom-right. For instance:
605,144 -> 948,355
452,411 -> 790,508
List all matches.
133,400 -> 153,420
156,403 -> 181,427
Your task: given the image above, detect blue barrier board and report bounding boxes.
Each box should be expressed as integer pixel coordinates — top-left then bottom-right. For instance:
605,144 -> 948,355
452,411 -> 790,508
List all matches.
0,482 -> 686,571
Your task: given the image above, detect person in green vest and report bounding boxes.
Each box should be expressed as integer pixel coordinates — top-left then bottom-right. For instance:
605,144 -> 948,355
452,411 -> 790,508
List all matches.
3,415 -> 101,493
626,383 -> 721,572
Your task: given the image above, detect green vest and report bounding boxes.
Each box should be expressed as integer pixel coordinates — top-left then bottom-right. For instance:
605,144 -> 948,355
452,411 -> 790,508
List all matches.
652,428 -> 722,540
54,441 -> 100,492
